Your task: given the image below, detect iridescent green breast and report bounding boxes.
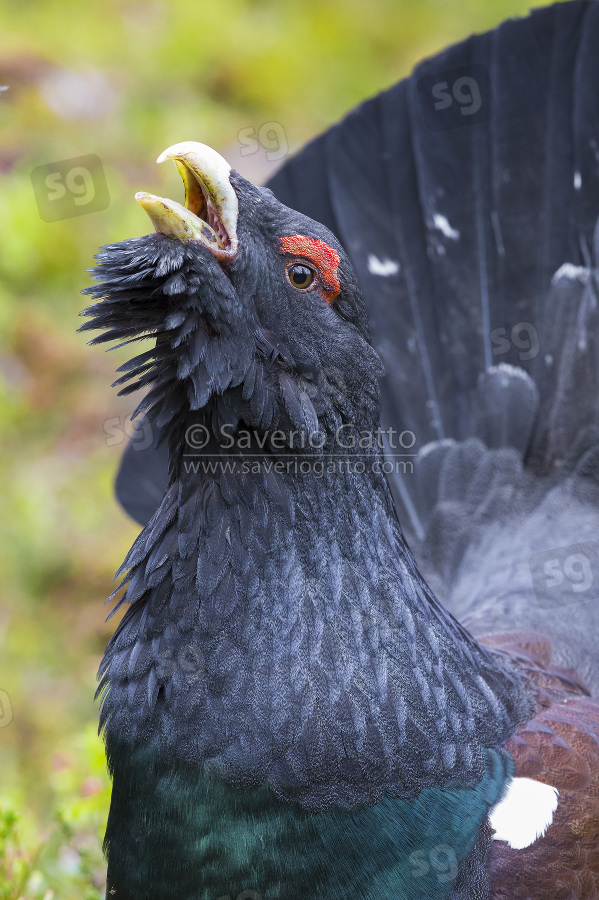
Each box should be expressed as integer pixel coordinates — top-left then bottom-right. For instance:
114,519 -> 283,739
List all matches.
104,740 -> 512,900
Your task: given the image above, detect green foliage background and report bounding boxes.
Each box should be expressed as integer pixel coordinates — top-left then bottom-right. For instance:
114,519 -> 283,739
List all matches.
0,0 -> 570,895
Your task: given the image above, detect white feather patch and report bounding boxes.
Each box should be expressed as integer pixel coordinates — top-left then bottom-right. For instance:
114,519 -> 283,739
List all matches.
432,214 -> 460,240
551,263 -> 589,285
367,254 -> 400,277
489,778 -> 559,850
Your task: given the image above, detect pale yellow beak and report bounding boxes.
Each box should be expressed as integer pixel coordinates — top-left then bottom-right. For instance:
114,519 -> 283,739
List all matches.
135,141 -> 238,260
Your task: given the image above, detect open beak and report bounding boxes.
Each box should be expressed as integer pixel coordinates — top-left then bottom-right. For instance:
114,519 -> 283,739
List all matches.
135,141 -> 239,261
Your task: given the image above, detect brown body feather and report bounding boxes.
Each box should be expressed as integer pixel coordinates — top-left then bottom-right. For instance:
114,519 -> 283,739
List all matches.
478,633 -> 599,900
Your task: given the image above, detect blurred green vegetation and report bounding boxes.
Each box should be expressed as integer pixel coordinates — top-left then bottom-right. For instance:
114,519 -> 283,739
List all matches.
0,0 -> 570,895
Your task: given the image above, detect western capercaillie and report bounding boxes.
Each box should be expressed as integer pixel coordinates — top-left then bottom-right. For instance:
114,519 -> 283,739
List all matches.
83,2 -> 599,898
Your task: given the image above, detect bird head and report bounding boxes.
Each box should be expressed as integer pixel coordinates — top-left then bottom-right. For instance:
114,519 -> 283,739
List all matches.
81,141 -> 383,466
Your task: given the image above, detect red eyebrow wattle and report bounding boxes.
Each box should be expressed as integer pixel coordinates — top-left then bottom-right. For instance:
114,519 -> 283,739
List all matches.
279,234 -> 341,304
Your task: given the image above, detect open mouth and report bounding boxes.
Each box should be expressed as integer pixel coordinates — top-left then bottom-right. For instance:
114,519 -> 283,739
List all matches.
135,141 -> 239,261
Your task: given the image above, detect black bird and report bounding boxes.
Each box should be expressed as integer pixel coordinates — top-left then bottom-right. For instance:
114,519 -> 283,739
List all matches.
83,2 -> 599,897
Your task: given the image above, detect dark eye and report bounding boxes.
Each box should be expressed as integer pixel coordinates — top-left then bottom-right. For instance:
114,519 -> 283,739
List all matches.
286,263 -> 316,290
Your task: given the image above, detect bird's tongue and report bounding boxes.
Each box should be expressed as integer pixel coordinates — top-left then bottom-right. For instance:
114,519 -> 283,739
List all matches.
135,141 -> 239,261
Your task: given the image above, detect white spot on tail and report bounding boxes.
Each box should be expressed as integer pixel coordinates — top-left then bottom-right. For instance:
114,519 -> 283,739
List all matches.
367,254 -> 400,277
433,214 -> 460,240
489,778 -> 559,850
419,438 -> 456,460
488,362 -> 531,383
574,171 -> 582,190
552,263 -> 589,285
